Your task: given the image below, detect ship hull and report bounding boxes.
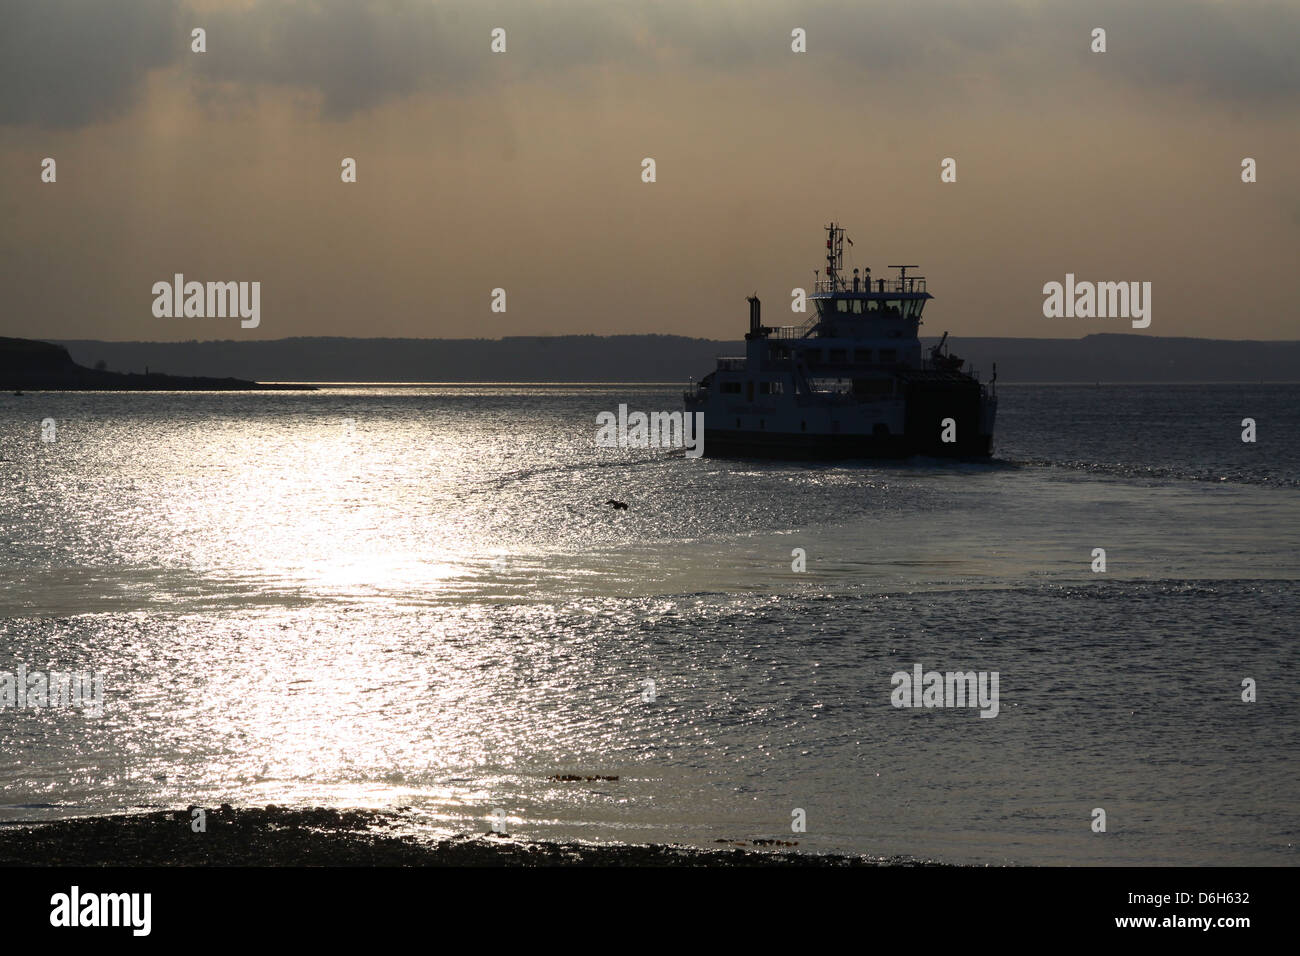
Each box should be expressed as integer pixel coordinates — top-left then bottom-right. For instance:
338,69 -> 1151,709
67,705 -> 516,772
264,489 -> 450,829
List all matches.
687,376 -> 997,460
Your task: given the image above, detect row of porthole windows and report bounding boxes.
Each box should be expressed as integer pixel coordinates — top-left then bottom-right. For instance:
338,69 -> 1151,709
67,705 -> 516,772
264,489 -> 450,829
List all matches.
729,420 -> 888,434
773,346 -> 910,365
812,348 -> 899,363
731,420 -> 825,431
720,379 -> 786,395
730,419 -> 799,432
775,348 -> 900,363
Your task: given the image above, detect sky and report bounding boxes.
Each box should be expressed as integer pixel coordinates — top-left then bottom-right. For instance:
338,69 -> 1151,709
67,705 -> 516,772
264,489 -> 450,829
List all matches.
1,0 -> 1298,342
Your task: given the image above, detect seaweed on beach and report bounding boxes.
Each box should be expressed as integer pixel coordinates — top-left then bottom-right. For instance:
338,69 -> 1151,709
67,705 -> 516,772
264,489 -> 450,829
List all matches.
0,806 -> 924,867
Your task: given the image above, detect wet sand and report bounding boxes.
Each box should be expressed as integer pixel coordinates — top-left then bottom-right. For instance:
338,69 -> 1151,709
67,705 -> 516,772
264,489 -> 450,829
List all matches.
0,806 -> 922,866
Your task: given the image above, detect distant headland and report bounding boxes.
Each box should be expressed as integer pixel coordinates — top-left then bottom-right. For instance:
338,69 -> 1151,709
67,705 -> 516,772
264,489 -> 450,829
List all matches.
0,338 -> 311,391
43,333 -> 1300,384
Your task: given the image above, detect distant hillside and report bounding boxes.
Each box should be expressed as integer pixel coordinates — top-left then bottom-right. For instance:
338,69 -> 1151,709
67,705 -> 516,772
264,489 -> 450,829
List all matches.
0,337 -> 305,390
928,335 -> 1300,383
49,334 -> 1300,383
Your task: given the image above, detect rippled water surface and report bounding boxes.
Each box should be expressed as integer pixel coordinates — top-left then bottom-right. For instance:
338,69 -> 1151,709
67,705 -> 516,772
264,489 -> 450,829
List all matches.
1,384 -> 1297,864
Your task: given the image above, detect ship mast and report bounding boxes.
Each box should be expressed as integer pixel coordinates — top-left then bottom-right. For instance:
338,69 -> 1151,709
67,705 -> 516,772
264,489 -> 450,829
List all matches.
824,222 -> 845,291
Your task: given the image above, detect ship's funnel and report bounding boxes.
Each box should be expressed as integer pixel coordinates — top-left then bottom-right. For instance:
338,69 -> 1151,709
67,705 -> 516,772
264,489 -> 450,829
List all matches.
748,295 -> 761,333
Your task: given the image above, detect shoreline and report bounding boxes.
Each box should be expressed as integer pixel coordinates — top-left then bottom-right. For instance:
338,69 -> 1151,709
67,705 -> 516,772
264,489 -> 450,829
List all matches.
0,806 -> 926,867
1,337 -> 313,391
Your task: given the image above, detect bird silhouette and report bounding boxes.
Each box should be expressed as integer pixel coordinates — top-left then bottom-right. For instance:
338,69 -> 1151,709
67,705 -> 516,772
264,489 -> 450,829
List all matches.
605,499 -> 628,510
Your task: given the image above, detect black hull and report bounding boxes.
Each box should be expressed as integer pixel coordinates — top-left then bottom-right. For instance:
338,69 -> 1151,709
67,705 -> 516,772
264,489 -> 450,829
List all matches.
701,428 -> 993,460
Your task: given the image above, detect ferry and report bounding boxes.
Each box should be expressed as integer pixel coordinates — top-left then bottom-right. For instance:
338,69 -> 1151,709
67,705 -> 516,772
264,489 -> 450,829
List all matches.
684,223 -> 996,458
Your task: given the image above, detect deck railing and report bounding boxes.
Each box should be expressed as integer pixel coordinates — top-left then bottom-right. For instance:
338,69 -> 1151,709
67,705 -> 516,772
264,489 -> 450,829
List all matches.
813,277 -> 926,295
772,316 -> 819,339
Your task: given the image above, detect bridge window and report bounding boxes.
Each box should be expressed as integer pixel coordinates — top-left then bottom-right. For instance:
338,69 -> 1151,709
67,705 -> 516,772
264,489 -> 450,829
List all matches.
880,349 -> 898,363
852,299 -> 864,314
836,299 -> 849,313
720,381 -> 741,394
854,349 -> 871,362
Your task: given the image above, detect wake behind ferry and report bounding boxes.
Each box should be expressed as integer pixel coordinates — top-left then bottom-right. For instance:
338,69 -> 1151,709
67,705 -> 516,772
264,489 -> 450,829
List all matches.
684,222 -> 997,458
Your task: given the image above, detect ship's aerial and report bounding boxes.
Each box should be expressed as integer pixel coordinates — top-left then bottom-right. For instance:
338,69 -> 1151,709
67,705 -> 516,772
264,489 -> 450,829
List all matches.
684,222 -> 997,458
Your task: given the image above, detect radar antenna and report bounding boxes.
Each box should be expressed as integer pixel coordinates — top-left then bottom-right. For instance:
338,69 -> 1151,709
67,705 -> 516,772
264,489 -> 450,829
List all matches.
888,265 -> 920,293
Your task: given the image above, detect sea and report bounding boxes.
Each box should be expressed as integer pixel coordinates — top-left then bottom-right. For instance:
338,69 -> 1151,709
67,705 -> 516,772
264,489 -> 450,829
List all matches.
1,383 -> 1297,865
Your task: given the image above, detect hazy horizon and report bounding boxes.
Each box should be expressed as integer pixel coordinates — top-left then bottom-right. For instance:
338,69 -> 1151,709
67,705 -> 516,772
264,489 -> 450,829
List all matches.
36,330 -> 1300,345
